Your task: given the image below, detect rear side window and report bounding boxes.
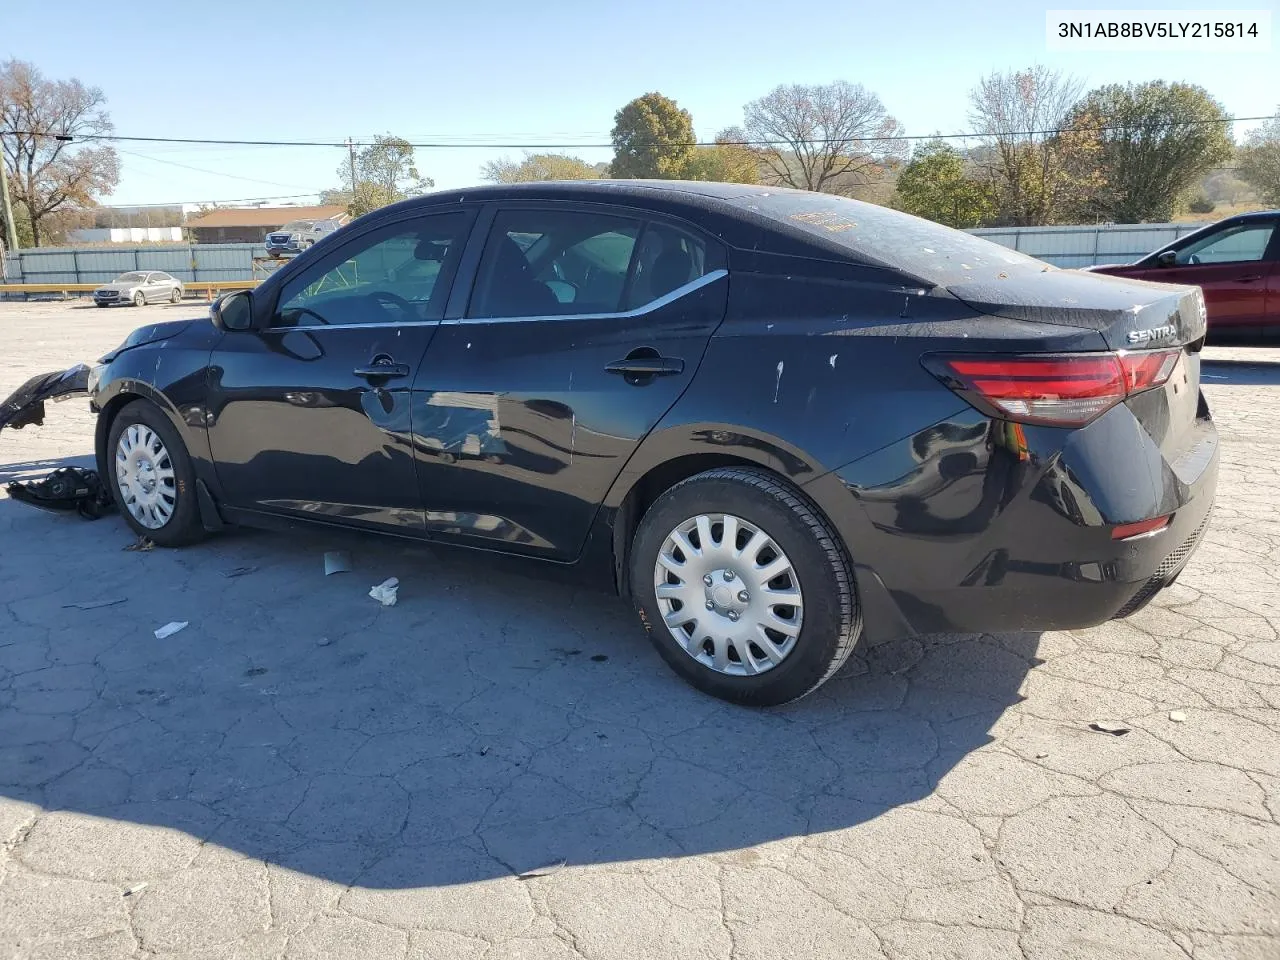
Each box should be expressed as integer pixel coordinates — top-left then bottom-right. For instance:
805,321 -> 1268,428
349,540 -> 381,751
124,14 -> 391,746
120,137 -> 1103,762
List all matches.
471,210 -> 642,318
623,223 -> 715,309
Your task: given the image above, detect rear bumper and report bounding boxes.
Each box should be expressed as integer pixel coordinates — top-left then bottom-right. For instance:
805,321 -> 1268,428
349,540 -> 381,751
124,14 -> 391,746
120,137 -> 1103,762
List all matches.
829,402 -> 1219,640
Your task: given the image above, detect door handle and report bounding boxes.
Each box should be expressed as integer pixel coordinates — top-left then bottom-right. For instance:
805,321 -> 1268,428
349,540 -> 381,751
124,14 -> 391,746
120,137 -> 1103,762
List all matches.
605,356 -> 684,377
1238,275 -> 1263,282
353,359 -> 411,380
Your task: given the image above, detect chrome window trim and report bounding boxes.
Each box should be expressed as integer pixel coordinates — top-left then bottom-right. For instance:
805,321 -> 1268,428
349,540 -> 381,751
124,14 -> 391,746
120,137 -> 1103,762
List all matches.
446,268 -> 727,327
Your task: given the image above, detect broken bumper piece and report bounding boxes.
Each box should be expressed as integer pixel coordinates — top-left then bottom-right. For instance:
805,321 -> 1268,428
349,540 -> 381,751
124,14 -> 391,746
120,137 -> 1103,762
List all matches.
0,363 -> 91,433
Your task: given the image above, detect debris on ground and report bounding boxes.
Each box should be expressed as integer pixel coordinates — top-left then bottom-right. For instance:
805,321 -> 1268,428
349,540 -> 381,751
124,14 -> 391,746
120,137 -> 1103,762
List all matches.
324,551 -> 351,576
153,621 -> 189,640
316,637 -> 334,647
1035,752 -> 1050,759
224,565 -> 257,578
591,654 -> 609,662
369,577 -> 399,606
63,597 -> 127,610
124,536 -> 154,552
6,466 -> 115,520
517,860 -> 566,880
1089,721 -> 1131,736
1169,710 -> 1187,723
123,882 -> 148,897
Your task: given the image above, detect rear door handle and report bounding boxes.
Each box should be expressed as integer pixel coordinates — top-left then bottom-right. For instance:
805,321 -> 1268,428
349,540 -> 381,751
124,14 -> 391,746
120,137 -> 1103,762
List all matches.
353,358 -> 411,380
605,356 -> 684,377
1238,275 -> 1263,282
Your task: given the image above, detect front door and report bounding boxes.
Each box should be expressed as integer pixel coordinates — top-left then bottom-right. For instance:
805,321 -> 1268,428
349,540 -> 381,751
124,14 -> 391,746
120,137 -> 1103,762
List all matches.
205,210 -> 473,531
410,203 -> 728,559
1136,218 -> 1279,329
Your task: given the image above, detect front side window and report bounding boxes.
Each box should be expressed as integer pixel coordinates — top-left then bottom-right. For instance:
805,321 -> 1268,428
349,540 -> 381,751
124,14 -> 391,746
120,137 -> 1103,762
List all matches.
1174,223 -> 1275,265
471,210 -> 641,318
273,213 -> 467,327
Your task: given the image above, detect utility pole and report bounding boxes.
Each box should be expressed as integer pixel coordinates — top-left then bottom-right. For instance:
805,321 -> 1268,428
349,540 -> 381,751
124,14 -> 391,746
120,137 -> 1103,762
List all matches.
0,136 -> 19,252
346,138 -> 358,213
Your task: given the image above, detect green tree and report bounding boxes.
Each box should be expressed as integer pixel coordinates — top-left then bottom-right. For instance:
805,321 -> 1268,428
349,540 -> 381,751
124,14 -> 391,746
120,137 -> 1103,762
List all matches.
610,92 -> 695,179
893,141 -> 992,227
330,134 -> 433,217
480,152 -> 601,183
1238,109 -> 1280,206
1070,81 -> 1234,222
0,59 -> 120,247
680,128 -> 760,184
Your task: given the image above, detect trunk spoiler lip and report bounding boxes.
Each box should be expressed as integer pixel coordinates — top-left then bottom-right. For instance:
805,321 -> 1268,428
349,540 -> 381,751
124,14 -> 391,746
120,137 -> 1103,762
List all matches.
0,363 -> 92,434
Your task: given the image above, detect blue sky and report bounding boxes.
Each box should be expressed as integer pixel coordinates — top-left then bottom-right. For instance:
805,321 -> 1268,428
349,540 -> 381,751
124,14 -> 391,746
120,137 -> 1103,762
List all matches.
6,0 -> 1278,207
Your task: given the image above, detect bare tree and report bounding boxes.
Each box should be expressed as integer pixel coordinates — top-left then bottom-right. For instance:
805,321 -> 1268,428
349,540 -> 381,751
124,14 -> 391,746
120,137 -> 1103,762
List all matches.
742,81 -> 904,194
0,60 -> 120,246
480,152 -> 601,183
967,66 -> 1092,225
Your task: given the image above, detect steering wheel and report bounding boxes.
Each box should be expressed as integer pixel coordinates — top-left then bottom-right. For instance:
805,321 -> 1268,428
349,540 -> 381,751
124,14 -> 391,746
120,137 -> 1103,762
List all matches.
370,290 -> 418,321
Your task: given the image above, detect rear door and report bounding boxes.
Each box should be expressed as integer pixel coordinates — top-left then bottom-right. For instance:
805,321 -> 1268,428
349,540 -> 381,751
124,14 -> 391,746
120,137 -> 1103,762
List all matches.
410,202 -> 728,559
205,209 -> 474,532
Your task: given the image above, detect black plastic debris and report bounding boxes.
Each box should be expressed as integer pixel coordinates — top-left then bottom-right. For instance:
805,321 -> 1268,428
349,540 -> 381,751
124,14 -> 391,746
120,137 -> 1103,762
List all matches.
6,466 -> 115,520
0,364 -> 91,433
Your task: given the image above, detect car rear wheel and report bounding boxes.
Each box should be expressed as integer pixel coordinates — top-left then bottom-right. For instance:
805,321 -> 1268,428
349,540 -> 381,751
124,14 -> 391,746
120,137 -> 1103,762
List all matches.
629,466 -> 861,706
170,287 -> 182,303
133,291 -> 145,307
107,400 -> 204,547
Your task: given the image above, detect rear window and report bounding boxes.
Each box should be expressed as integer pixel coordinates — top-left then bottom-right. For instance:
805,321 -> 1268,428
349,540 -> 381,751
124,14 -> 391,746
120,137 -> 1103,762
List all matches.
730,190 -> 1044,286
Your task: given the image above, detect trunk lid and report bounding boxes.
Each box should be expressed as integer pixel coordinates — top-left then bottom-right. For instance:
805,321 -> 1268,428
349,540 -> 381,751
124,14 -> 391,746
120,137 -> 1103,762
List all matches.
945,268 -> 1207,352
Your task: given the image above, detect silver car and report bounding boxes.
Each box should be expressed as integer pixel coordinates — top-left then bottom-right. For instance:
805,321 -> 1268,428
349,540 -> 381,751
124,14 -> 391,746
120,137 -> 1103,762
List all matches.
93,271 -> 185,308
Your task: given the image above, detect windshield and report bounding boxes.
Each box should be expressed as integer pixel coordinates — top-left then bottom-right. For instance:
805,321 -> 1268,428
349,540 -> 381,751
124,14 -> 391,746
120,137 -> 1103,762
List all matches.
731,190 -> 1045,287
278,220 -> 316,233
115,272 -> 147,282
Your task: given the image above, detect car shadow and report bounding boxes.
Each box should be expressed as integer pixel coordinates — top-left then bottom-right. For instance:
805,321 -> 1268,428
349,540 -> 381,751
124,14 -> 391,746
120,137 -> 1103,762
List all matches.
1201,358 -> 1280,387
0,457 -> 1041,889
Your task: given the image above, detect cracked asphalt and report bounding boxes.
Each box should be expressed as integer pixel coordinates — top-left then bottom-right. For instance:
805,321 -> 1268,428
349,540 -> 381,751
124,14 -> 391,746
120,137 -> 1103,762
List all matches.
1,300 -> 1278,960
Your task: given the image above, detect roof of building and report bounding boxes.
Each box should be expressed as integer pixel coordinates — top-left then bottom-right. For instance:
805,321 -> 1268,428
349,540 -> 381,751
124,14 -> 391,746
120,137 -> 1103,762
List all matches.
185,205 -> 348,229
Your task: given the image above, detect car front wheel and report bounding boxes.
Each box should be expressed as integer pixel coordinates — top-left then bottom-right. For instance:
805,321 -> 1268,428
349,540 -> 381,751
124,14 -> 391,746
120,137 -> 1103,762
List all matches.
629,466 -> 861,706
107,400 -> 205,546
133,291 -> 145,307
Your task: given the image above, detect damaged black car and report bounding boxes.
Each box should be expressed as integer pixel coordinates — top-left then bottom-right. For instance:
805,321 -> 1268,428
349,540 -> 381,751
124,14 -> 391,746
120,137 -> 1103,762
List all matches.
2,181 -> 1219,706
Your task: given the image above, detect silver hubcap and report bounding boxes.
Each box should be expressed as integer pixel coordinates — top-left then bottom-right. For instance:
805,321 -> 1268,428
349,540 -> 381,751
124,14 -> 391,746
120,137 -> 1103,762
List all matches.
115,424 -> 176,529
653,513 -> 803,676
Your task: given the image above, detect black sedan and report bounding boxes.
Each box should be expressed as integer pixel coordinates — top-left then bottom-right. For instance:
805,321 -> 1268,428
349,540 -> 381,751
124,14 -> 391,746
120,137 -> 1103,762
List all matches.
72,181 -> 1217,705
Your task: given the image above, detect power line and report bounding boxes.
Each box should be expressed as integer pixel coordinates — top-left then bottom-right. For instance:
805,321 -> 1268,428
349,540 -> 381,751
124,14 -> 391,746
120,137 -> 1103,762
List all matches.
115,147 -> 321,192
2,114 -> 1275,150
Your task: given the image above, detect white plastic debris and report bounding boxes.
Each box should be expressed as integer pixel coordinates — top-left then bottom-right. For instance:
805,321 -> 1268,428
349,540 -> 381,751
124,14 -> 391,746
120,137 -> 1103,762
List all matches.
153,621 -> 189,640
369,578 -> 399,606
324,551 -> 351,576
1169,710 -> 1187,723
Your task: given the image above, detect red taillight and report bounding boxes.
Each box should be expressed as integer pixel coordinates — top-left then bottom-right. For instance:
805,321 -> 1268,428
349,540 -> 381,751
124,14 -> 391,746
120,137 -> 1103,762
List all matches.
1112,515 -> 1171,540
924,350 -> 1180,427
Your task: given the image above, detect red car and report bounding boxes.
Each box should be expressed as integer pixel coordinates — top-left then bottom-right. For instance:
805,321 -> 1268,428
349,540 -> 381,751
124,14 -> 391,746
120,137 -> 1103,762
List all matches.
1086,211 -> 1280,339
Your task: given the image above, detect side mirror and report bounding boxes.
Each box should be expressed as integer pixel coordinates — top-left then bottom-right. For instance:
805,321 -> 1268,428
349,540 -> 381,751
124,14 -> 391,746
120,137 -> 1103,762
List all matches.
211,290 -> 255,331
1156,250 -> 1178,268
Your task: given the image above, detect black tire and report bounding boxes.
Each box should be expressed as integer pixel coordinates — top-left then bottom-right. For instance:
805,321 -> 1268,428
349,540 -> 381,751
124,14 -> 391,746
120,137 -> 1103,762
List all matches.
107,400 -> 205,547
629,467 -> 861,706
133,290 -> 146,307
